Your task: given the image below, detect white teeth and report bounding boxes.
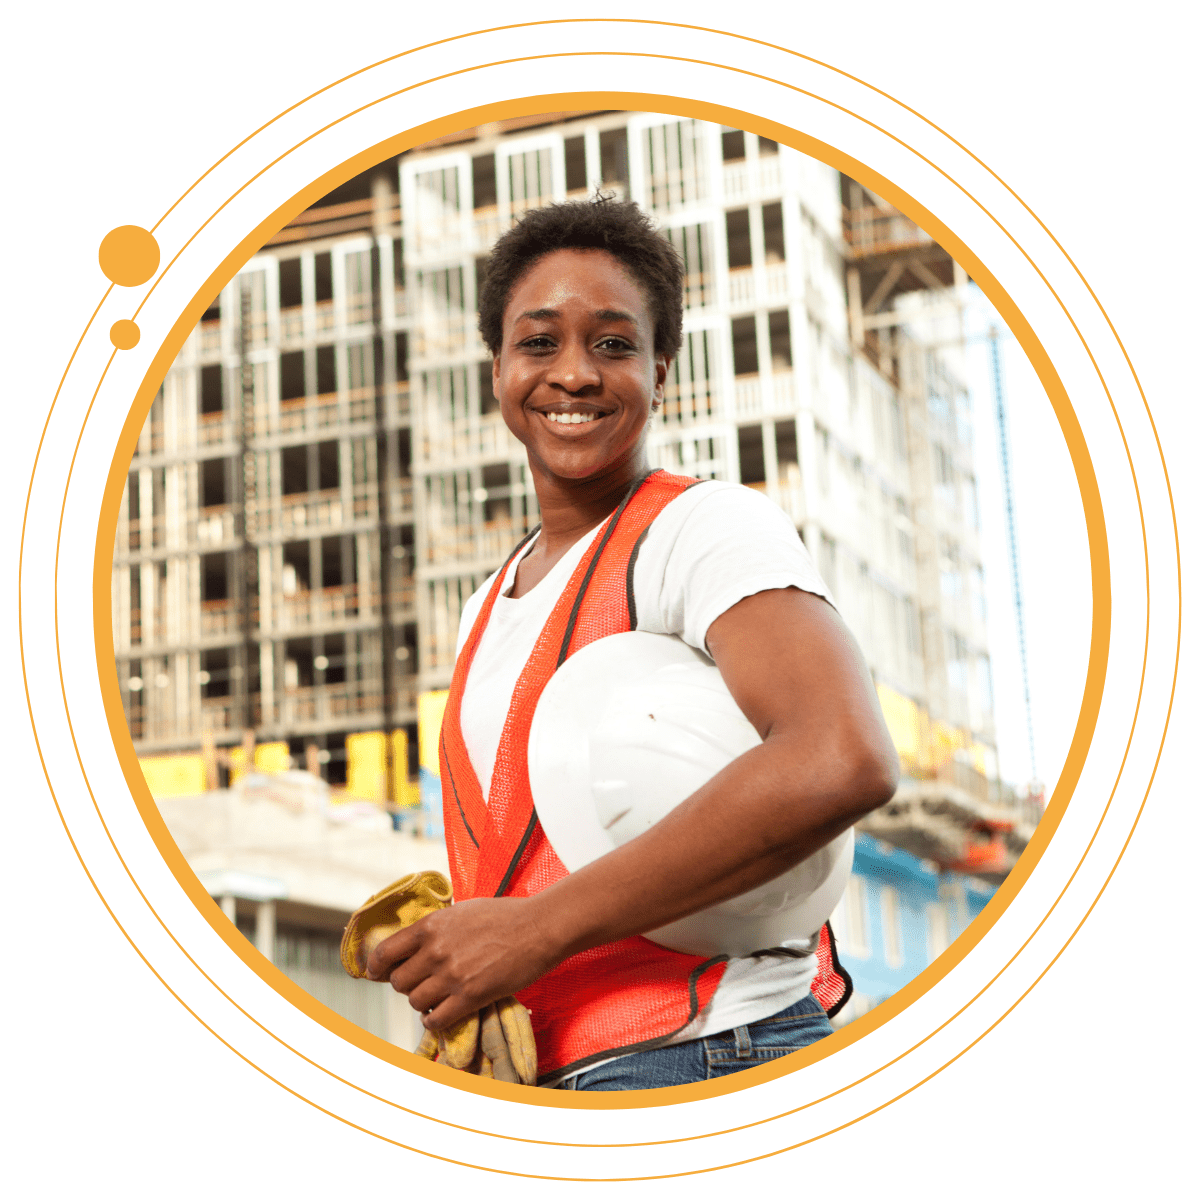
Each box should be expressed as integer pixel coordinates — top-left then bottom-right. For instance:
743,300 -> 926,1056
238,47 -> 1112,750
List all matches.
546,412 -> 598,424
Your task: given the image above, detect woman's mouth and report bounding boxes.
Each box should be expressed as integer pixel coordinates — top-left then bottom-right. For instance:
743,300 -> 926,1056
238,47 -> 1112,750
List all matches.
545,411 -> 598,424
538,410 -> 609,426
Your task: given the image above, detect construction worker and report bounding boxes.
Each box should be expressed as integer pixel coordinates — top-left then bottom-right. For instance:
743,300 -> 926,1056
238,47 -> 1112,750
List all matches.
364,196 -> 899,1089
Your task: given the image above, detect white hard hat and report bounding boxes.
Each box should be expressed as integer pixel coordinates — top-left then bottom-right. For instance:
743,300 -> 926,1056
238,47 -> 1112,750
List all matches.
527,631 -> 854,958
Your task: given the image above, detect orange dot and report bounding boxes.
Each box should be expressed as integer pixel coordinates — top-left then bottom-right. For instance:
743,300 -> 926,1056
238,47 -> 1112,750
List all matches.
99,226 -> 160,287
110,319 -> 141,350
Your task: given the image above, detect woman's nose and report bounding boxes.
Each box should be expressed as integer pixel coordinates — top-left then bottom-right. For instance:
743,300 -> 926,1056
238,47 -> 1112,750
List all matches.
546,340 -> 601,392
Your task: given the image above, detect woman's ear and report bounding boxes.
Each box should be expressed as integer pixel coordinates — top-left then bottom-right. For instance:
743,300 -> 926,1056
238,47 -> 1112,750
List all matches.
653,354 -> 672,403
492,354 -> 502,400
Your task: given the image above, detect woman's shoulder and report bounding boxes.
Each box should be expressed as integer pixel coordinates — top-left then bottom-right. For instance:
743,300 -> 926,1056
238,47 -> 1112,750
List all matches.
652,477 -> 802,543
634,477 -> 830,647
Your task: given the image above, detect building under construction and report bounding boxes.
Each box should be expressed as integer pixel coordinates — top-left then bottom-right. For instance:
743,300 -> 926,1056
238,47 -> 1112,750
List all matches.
112,110 -> 1039,895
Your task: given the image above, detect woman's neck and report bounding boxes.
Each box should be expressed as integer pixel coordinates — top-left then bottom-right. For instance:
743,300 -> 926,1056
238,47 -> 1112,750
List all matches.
510,454 -> 650,598
530,454 -> 649,557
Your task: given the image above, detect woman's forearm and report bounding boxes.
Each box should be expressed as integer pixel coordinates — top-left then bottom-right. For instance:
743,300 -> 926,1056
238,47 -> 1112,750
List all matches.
525,723 -> 895,962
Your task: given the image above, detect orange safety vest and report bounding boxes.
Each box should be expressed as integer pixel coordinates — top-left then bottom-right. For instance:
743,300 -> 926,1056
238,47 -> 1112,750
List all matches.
440,469 -> 851,1085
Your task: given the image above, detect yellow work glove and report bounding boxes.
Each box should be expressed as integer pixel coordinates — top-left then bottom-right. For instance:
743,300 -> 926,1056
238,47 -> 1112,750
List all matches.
340,870 -> 537,1085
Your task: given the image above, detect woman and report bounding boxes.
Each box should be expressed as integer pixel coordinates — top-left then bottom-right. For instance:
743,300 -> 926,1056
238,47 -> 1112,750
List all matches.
366,196 -> 898,1089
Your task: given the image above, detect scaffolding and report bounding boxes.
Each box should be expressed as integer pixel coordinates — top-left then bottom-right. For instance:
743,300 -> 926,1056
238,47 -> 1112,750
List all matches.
111,111 -> 1022,872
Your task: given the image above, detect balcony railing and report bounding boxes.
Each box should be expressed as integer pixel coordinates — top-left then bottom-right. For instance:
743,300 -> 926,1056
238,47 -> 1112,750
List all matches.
661,381 -> 717,424
280,307 -> 304,341
200,599 -> 242,639
239,311 -> 269,348
473,207 -> 503,248
272,488 -> 349,535
198,411 -> 237,448
120,505 -> 244,556
268,679 -> 416,729
423,517 -> 533,566
345,294 -> 373,327
194,505 -> 236,548
270,580 -> 416,631
117,478 -> 414,562
727,262 -> 789,307
419,412 -> 520,464
277,387 -> 373,434
410,308 -> 483,360
199,321 -> 221,354
732,371 -> 797,420
722,156 -> 783,204
199,695 -> 255,734
128,676 -> 420,746
125,573 -> 417,649
843,203 -> 934,259
126,608 -> 167,646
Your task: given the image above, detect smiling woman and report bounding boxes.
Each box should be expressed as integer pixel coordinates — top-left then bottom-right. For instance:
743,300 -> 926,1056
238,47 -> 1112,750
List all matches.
492,246 -> 668,591
362,195 -> 900,1090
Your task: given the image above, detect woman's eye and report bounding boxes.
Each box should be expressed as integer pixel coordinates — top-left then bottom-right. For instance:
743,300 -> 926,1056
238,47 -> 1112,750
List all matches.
597,337 -> 633,353
520,335 -> 555,351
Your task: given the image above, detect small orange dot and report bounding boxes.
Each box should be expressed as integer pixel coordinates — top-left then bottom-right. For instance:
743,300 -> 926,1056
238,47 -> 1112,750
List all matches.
110,320 -> 141,350
99,226 -> 160,287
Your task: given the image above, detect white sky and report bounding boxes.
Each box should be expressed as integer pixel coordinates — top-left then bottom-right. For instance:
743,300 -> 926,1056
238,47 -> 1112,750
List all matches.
961,288 -> 1092,799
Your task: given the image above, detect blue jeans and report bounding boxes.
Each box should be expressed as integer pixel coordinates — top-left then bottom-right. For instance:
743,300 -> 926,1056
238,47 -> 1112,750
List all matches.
553,992 -> 832,1090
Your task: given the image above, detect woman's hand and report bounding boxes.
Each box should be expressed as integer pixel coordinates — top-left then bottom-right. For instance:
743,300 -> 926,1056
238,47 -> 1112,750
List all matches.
364,896 -> 564,1031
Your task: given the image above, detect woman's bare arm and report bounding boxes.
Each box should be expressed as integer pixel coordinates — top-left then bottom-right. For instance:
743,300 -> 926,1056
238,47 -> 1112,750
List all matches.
366,587 -> 899,1028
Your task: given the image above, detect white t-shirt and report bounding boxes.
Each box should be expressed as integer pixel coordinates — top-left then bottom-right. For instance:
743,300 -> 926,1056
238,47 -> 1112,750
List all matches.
453,478 -> 836,1069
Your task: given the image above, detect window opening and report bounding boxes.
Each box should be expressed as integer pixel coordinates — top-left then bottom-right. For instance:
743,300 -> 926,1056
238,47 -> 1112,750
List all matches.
281,445 -> 308,495
314,252 -> 333,303
201,552 -> 229,601
279,350 -> 305,402
738,424 -> 766,485
316,344 -> 336,395
599,128 -> 628,185
278,258 -> 302,309
200,364 -> 223,414
564,135 -> 586,191
731,315 -> 759,376
317,440 -> 340,491
472,154 -> 497,209
725,208 -> 752,269
763,202 -> 786,263
768,309 -> 792,369
775,419 -> 798,467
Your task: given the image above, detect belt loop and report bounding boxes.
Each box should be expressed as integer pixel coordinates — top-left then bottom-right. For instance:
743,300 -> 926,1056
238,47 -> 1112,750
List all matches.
733,1025 -> 752,1059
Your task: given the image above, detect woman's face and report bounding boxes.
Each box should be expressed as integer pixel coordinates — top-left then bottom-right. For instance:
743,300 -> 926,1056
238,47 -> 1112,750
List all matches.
493,249 -> 668,485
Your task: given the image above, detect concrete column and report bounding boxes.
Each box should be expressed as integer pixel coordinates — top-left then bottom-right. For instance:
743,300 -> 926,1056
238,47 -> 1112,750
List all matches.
583,125 -> 601,191
755,311 -> 774,414
762,420 -> 779,489
255,900 -> 276,964
847,268 -> 865,350
219,893 -> 236,923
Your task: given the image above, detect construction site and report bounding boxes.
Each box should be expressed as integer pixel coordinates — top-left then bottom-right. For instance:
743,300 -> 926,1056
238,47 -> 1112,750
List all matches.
111,110 -> 1045,1033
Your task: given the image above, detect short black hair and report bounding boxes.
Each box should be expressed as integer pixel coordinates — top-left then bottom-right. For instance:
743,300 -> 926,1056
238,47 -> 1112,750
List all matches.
477,195 -> 684,361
